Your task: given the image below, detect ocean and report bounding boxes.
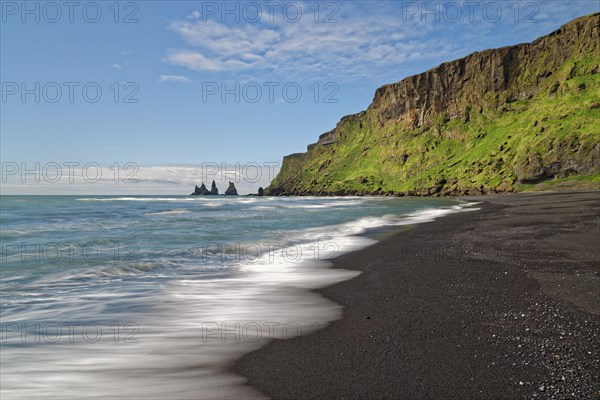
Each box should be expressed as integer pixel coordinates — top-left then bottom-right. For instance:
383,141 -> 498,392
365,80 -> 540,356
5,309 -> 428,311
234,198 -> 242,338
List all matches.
0,195 -> 477,399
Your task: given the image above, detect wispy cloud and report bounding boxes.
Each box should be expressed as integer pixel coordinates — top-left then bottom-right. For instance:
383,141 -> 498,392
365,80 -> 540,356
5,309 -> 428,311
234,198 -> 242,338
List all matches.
163,2 -> 598,84
158,75 -> 192,83
164,49 -> 234,72
113,49 -> 131,70
186,10 -> 200,20
163,4 -> 449,82
1,165 -> 280,195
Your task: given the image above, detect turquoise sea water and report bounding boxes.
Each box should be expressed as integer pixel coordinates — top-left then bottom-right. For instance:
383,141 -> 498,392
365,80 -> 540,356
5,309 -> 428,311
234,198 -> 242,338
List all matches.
0,195 -> 477,399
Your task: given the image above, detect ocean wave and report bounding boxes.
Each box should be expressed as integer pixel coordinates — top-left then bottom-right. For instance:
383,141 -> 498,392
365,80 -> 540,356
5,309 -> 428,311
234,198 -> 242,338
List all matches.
77,197 -> 260,202
277,201 -> 479,247
78,197 -> 201,202
1,197 -> 479,399
145,209 -> 191,216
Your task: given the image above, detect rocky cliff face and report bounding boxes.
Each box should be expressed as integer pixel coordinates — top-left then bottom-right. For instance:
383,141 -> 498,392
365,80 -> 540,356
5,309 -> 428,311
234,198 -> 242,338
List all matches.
266,13 -> 600,196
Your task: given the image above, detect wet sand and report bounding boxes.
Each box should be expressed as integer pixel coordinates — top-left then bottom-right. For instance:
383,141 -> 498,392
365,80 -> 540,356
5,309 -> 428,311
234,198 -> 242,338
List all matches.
233,191 -> 600,399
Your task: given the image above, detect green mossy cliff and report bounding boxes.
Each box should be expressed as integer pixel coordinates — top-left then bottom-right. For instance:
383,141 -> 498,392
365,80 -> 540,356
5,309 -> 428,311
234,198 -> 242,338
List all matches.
266,14 -> 600,196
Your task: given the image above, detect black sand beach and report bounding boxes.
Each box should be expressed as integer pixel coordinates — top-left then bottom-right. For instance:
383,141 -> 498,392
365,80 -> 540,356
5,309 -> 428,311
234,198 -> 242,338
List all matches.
234,192 -> 600,399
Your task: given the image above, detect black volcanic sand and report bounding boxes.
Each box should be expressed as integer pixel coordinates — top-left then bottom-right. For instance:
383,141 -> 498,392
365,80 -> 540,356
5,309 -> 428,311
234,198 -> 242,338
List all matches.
233,192 -> 600,399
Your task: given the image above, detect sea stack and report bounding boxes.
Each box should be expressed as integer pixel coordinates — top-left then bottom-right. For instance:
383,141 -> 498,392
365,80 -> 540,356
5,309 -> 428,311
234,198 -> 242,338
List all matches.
225,182 -> 238,195
209,180 -> 219,195
191,183 -> 210,195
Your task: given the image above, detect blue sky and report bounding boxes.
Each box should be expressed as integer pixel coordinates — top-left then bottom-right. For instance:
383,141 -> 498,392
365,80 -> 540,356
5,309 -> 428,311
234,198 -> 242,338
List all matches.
1,0 -> 598,194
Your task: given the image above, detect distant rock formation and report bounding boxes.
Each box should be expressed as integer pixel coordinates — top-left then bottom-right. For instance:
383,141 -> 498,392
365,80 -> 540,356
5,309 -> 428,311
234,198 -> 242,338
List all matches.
209,180 -> 219,195
225,182 -> 238,195
258,187 -> 264,196
191,181 -> 220,196
191,183 -> 210,195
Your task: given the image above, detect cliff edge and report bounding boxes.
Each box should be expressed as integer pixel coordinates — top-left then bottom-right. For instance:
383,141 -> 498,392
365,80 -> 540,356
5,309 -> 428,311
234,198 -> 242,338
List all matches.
266,13 -> 600,196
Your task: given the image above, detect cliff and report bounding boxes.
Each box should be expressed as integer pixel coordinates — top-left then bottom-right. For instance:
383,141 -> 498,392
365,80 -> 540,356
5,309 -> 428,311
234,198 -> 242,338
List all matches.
266,13 -> 600,196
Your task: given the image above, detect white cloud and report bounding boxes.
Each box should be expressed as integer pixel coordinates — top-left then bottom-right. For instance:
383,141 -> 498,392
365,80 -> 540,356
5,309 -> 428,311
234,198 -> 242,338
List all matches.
164,50 -> 226,71
163,5 -> 446,82
111,64 -> 122,69
163,1 -> 598,83
187,10 -> 200,20
1,165 -> 280,195
158,75 -> 192,83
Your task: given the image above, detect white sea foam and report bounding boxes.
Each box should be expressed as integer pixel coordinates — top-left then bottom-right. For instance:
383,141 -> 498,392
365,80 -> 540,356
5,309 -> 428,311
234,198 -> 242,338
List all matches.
78,197 -> 210,202
145,209 -> 191,216
77,197 -> 259,203
1,199 -> 479,399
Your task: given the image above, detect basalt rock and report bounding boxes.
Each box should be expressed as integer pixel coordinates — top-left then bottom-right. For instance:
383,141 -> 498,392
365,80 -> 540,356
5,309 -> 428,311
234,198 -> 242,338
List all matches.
191,183 -> 210,195
225,182 -> 238,196
191,181 -> 220,195
209,180 -> 219,195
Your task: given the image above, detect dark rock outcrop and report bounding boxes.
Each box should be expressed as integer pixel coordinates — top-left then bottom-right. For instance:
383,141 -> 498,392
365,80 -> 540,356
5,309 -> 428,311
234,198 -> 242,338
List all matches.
209,180 -> 219,195
191,181 -> 221,195
258,187 -> 264,196
225,182 -> 238,195
191,183 -> 210,195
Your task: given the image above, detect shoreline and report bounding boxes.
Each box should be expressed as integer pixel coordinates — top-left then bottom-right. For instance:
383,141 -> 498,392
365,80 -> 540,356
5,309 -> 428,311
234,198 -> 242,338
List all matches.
233,191 -> 600,399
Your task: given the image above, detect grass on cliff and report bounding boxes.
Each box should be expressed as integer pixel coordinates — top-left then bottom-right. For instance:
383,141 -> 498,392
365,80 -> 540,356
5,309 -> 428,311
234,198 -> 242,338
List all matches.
272,55 -> 600,195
